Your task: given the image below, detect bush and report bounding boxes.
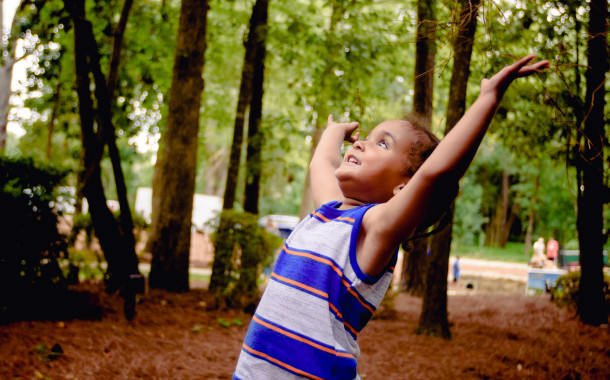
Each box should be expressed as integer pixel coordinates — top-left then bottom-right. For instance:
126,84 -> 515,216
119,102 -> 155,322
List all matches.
0,156 -> 71,321
208,210 -> 282,310
550,271 -> 610,314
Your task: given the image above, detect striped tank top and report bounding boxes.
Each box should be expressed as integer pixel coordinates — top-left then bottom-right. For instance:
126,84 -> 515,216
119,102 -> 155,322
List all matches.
234,201 -> 397,380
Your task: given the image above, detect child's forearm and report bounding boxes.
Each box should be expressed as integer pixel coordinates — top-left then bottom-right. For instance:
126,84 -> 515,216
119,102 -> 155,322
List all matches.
422,92 -> 499,181
310,126 -> 345,171
309,117 -> 359,208
419,56 -> 548,184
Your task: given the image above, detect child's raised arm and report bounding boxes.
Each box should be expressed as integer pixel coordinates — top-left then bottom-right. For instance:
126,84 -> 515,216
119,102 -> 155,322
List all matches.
309,115 -> 359,209
358,55 -> 549,276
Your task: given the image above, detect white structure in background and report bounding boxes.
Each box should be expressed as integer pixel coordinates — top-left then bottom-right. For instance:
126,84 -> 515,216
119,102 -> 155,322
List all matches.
135,187 -> 222,233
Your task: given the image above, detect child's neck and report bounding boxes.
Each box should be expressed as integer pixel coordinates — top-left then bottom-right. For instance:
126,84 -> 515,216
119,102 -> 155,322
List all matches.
338,196 -> 368,210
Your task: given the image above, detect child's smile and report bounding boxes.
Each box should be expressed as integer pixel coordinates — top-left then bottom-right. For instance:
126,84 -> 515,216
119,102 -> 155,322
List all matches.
345,153 -> 360,165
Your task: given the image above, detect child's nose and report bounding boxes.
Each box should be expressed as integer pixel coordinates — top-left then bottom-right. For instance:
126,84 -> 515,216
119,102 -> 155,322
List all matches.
353,140 -> 364,150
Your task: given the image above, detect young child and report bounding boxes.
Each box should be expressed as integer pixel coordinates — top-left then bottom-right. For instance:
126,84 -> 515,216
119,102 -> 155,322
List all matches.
233,55 -> 549,379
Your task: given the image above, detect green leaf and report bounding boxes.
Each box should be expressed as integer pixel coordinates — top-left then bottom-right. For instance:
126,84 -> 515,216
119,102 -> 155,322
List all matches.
217,317 -> 231,328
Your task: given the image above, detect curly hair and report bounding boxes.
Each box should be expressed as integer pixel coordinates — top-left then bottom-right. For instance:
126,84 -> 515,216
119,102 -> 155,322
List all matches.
401,114 -> 459,237
401,114 -> 440,179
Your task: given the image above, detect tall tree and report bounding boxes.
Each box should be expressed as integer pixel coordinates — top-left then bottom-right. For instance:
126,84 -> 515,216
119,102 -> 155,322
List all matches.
148,0 -> 209,292
416,0 -> 480,339
222,0 -> 268,211
576,0 -> 608,326
400,0 -> 436,297
67,0 -> 141,313
210,0 -> 268,296
243,0 -> 269,215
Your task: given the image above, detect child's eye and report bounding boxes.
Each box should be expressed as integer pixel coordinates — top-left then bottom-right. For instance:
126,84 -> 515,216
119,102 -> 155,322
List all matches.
378,141 -> 388,148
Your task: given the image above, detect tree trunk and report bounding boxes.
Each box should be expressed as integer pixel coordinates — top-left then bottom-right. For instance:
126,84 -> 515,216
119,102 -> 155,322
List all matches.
523,173 -> 539,257
412,0 -> 436,123
485,169 -> 510,248
244,0 -> 269,215
502,201 -> 519,246
401,0 -> 436,295
148,0 -> 209,292
399,237 -> 427,296
83,2 -> 138,272
223,0 -> 267,210
417,0 -> 480,340
68,0 -> 140,295
577,0 -> 608,326
102,0 -> 137,257
0,0 -> 25,153
417,206 -> 452,339
106,0 -> 134,99
0,64 -> 13,153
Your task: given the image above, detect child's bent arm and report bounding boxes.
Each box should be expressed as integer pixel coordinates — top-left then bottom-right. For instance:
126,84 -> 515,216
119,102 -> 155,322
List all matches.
310,115 -> 359,209
358,56 -> 549,276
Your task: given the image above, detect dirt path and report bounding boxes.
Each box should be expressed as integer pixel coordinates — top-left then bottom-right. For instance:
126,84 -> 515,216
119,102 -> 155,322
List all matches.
1,284 -> 607,379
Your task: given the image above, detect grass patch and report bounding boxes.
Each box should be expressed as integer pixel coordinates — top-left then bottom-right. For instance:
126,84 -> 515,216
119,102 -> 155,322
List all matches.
189,272 -> 211,283
452,242 -> 530,264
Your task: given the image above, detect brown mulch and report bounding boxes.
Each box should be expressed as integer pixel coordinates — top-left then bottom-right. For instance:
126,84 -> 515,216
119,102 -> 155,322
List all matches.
1,282 -> 608,380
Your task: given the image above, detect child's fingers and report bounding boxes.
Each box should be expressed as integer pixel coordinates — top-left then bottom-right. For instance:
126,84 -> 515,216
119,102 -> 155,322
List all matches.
517,60 -> 549,76
347,131 -> 360,143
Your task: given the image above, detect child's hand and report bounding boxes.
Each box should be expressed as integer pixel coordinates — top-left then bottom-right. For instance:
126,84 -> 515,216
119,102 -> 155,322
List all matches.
327,114 -> 360,143
481,55 -> 549,100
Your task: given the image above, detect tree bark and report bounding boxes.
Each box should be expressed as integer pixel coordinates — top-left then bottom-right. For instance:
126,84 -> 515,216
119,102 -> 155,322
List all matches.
399,237 -> 427,296
485,170 -> 511,248
106,0 -> 134,100
148,0 -> 209,292
577,0 -> 608,326
244,0 -> 269,215
401,0 -> 436,295
412,0 -> 436,123
0,0 -> 25,153
67,0 -> 140,295
417,0 -> 480,340
103,0 -> 137,257
223,0 -> 267,210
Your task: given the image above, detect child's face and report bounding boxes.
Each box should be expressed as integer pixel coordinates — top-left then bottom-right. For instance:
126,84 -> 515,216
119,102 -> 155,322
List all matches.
335,120 -> 413,204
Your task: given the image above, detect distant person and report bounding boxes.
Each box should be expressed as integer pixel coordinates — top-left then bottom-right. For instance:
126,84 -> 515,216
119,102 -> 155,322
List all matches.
453,256 -> 461,283
546,237 -> 558,263
233,56 -> 548,379
530,237 -> 547,268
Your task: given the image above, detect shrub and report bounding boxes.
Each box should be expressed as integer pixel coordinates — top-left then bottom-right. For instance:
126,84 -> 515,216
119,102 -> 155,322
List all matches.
208,210 -> 282,310
0,156 -> 71,321
550,271 -> 610,314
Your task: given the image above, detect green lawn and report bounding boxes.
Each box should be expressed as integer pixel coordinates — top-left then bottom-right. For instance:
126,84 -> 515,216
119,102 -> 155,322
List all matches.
451,242 -> 530,264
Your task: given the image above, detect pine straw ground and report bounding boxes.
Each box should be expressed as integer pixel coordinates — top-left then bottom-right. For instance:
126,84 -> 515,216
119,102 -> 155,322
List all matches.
0,281 -> 608,380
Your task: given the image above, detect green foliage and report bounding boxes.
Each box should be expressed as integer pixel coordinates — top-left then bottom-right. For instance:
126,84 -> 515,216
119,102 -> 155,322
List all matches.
6,0 -> 602,277
217,317 -> 243,328
209,210 -> 282,309
68,249 -> 106,282
550,271 -> 610,314
453,175 -> 488,246
0,156 -> 70,320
